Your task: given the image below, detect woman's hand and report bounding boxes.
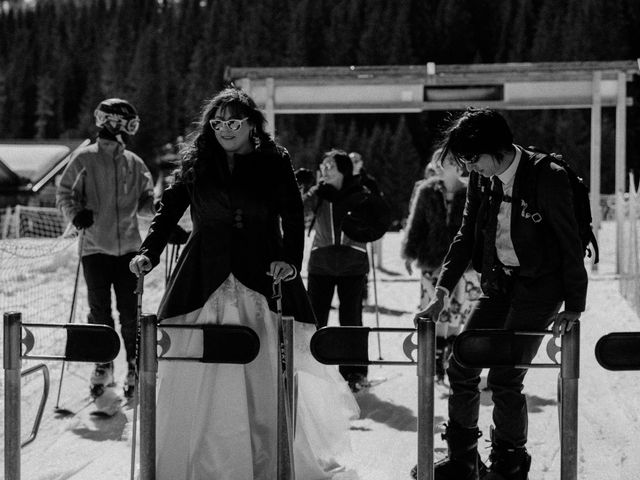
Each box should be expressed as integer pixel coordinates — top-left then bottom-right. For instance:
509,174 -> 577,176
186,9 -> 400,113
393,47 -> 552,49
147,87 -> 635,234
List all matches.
129,254 -> 152,276
268,261 -> 295,284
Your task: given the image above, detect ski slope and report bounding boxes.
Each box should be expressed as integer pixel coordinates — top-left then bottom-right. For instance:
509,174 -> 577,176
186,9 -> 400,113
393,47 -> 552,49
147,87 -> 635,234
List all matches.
2,221 -> 639,480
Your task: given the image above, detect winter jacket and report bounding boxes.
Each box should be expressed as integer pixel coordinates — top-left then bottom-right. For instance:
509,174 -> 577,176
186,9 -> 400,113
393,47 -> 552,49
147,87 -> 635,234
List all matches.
138,145 -> 316,324
401,177 -> 467,272
306,179 -> 370,276
56,141 -> 155,257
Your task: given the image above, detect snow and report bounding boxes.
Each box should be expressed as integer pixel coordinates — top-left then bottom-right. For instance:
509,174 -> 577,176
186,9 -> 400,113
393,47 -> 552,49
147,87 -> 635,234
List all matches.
2,221 -> 639,480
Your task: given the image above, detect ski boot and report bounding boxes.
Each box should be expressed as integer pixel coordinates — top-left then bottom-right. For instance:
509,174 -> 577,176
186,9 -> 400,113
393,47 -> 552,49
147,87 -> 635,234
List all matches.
90,362 -> 114,399
123,361 -> 137,399
482,434 -> 531,480
411,422 -> 485,480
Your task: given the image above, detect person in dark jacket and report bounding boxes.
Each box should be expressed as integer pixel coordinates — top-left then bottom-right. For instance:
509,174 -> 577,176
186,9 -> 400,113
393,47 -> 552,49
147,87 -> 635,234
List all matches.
401,148 -> 480,381
412,108 -> 588,480
306,149 -> 371,392
129,88 -> 357,479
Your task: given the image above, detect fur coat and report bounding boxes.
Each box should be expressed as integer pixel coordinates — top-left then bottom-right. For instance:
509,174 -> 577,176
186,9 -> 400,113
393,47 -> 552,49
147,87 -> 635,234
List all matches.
401,177 -> 467,272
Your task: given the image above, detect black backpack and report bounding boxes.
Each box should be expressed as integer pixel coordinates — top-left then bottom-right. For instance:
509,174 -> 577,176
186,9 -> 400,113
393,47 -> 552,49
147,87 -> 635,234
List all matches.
527,146 -> 599,264
341,188 -> 392,243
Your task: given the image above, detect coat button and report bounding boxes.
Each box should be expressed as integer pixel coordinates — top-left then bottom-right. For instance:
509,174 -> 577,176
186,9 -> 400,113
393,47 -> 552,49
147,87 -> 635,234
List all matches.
235,222 -> 243,229
234,214 -> 242,222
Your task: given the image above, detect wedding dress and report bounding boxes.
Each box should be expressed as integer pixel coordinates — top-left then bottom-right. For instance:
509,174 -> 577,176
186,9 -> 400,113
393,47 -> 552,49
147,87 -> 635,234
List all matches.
155,274 -> 359,480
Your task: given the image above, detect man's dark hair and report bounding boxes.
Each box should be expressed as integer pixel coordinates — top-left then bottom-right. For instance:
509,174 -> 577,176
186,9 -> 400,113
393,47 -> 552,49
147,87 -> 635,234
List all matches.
438,108 -> 514,166
294,168 -> 315,191
324,149 -> 353,179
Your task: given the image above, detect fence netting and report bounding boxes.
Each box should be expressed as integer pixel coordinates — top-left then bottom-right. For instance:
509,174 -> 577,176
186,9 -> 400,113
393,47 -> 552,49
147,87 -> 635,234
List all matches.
0,205 -> 173,390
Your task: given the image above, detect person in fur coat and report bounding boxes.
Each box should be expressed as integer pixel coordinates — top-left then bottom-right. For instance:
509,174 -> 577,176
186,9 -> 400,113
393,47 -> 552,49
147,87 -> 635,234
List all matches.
401,149 -> 481,380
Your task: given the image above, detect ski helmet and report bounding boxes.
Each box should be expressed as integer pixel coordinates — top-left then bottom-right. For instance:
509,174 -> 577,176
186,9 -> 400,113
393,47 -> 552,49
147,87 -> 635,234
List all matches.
94,98 -> 140,136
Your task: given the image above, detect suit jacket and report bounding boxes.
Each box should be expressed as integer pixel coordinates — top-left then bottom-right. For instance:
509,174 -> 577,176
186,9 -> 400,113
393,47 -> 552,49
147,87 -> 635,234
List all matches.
436,146 -> 588,312
140,146 -> 315,323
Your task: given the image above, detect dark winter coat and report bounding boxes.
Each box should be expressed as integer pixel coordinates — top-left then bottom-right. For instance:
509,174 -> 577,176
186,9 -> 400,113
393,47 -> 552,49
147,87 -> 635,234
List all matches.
401,177 -> 467,272
139,145 -> 316,323
306,178 -> 370,276
436,146 -> 588,312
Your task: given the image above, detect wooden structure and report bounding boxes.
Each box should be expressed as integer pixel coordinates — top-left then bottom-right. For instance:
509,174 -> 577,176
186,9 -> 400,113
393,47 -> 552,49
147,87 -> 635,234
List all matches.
226,60 -> 640,272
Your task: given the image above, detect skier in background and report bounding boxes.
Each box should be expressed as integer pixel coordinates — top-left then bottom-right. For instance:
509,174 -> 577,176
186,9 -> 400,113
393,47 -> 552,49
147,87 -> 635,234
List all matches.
56,98 -> 155,405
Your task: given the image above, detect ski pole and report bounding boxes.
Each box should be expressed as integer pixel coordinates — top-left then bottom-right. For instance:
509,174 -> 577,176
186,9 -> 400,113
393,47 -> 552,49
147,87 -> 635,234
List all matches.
274,280 -> 295,480
369,242 -> 383,360
131,273 -> 144,480
54,228 -> 84,411
164,245 -> 170,286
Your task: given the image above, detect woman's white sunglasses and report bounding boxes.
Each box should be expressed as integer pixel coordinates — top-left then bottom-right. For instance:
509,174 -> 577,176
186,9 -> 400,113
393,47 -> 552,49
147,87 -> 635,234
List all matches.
209,117 -> 249,132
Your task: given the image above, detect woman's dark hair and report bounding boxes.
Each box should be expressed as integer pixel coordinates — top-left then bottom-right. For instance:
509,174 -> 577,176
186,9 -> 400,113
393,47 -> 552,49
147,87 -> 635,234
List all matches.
176,87 -> 276,183
437,108 -> 514,166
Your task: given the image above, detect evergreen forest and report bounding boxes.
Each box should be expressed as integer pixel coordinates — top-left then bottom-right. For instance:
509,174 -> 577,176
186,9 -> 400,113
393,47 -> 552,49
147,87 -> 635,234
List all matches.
2,0 -> 640,223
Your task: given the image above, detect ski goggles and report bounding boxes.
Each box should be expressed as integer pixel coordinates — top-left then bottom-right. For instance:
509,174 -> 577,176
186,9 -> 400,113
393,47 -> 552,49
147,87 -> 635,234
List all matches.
209,117 -> 249,132
94,109 -> 140,136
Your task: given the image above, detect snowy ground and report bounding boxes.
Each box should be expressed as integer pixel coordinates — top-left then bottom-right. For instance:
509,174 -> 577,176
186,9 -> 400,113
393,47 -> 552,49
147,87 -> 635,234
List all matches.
2,221 -> 640,480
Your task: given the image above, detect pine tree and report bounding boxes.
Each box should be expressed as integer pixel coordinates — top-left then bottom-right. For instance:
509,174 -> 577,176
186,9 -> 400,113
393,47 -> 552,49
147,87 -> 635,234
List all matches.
286,0 -> 326,65
356,0 -> 388,65
124,19 -> 172,162
386,1 -> 414,64
433,0 -> 477,63
35,75 -> 56,139
530,0 -> 568,61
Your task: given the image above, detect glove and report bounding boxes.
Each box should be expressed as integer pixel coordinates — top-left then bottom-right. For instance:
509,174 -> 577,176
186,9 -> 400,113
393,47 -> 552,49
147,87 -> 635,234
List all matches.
72,209 -> 94,229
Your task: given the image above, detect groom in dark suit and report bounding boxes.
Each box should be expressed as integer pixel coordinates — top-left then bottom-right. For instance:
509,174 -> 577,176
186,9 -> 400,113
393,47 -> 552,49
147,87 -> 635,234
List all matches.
413,108 -> 588,480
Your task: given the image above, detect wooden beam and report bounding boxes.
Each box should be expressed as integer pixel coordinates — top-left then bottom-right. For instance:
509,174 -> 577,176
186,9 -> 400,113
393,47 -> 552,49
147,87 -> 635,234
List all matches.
616,72 -> 627,275
590,71 -> 602,272
265,77 -> 275,136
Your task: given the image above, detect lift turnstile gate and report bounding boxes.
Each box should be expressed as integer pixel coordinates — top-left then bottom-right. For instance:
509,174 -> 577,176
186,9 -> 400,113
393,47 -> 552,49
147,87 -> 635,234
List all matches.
453,324 -> 580,480
3,311 -> 121,480
310,319 -> 436,480
136,313 -> 296,479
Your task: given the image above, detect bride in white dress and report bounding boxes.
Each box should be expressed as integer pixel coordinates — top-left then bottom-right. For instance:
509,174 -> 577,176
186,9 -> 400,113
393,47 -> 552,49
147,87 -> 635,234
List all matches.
130,87 -> 359,480
154,276 -> 359,480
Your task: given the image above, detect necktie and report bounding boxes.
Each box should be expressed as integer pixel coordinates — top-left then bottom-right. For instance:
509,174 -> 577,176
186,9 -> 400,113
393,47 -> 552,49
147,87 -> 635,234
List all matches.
480,178 -> 504,294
